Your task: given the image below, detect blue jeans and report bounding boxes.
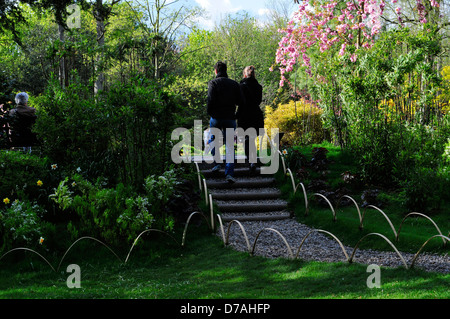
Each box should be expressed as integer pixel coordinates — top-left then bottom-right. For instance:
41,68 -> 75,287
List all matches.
209,117 -> 236,176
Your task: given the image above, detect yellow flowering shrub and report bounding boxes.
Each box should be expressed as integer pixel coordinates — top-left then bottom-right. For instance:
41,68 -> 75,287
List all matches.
374,66 -> 450,120
438,65 -> 450,113
264,99 -> 326,145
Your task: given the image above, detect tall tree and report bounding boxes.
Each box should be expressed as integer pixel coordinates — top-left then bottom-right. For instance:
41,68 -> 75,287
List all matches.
126,0 -> 203,79
32,0 -> 81,87
92,0 -> 120,93
0,0 -> 35,45
23,0 -> 120,91
265,0 -> 296,28
0,0 -> 74,87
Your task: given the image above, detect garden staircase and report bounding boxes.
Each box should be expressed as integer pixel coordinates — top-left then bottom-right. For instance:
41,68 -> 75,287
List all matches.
197,157 -> 291,222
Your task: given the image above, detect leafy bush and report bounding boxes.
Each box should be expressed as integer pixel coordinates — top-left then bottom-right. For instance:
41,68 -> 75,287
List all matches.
399,128 -> 450,213
48,177 -> 74,210
302,28 -> 449,188
264,99 -> 326,146
0,150 -> 50,203
401,167 -> 450,214
50,169 -> 181,246
33,75 -> 182,189
0,199 -> 48,252
49,175 -> 130,245
168,76 -> 209,127
281,147 -> 308,172
103,77 -> 181,188
443,138 -> 450,164
437,65 -> 450,113
33,77 -> 114,182
0,151 -> 76,253
0,72 -> 15,106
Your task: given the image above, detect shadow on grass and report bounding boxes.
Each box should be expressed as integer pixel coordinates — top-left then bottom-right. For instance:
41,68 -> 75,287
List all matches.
0,225 -> 448,299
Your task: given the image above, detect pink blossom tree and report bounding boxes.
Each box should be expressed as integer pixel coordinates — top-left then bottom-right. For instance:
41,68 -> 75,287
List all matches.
274,0 -> 442,86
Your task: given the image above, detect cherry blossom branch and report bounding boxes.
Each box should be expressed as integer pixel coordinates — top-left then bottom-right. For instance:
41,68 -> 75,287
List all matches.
274,0 -> 441,87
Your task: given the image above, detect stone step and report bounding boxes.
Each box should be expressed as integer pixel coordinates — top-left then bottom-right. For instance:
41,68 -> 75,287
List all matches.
201,166 -> 261,178
206,177 -> 275,189
219,212 -> 292,222
196,162 -> 253,171
216,201 -> 288,212
194,156 -> 264,170
210,189 -> 282,200
197,155 -> 291,223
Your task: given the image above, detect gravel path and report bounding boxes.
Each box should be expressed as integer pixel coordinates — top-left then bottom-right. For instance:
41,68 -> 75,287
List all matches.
217,218 -> 450,274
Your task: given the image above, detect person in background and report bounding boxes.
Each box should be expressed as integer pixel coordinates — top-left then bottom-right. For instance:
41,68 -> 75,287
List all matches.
207,61 -> 245,183
9,92 -> 37,152
237,66 -> 264,173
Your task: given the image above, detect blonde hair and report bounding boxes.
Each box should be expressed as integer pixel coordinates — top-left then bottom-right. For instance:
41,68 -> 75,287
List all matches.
243,65 -> 255,78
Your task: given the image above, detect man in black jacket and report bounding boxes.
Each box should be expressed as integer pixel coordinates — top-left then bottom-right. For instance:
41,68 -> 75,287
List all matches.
207,61 -> 245,183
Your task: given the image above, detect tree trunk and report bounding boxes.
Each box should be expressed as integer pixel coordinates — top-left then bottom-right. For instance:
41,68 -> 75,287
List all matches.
94,0 -> 105,94
58,24 -> 67,88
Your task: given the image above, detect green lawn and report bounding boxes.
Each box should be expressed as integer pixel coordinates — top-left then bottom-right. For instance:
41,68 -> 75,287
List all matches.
0,224 -> 448,300
0,142 -> 449,301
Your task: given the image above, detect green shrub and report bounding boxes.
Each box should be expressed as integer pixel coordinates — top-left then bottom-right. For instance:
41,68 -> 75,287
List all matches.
281,147 -> 308,172
50,170 -> 181,246
33,77 -> 115,183
33,75 -> 182,189
103,78 -> 181,188
48,177 -> 74,210
117,195 -> 155,242
443,138 -> 450,164
168,76 -> 209,127
0,199 -> 48,252
0,150 -> 49,202
402,166 -> 450,214
49,175 -> 130,245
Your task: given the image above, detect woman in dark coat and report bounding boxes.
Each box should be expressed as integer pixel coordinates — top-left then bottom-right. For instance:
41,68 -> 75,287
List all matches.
237,66 -> 264,172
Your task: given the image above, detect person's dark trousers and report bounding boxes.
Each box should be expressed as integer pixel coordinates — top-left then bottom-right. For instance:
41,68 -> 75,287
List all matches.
209,117 -> 236,177
244,135 -> 258,164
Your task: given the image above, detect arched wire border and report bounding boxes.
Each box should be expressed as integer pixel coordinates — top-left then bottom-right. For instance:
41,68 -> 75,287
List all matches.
182,211 -> 226,247
203,178 -> 209,206
209,194 -> 214,230
336,195 -> 362,224
1,219 -> 448,273
193,162 -> 202,191
225,220 -> 251,254
349,233 -> 408,269
313,193 -> 337,222
59,236 -> 122,271
125,229 -> 180,264
252,228 -> 294,259
410,235 -> 450,269
361,205 -> 397,239
397,212 -> 447,246
215,214 -> 226,245
0,248 -> 56,272
295,229 -> 349,261
181,211 -> 211,247
282,158 -> 448,268
278,150 -> 287,174
286,168 -> 309,215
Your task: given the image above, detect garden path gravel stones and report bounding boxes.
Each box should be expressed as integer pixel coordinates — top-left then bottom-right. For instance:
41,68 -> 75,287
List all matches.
218,218 -> 450,274
199,160 -> 449,274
